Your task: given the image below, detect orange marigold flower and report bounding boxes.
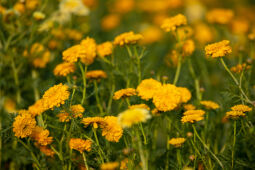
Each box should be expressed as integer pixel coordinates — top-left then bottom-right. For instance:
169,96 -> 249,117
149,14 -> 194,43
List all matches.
38,145 -> 55,157
80,37 -> 97,65
69,138 -> 92,153
231,104 -> 252,112
13,112 -> 36,138
137,78 -> 162,101
42,83 -> 70,110
206,8 -> 234,24
177,87 -> 191,103
113,88 -> 136,100
57,112 -> 71,122
205,40 -> 232,58
30,126 -> 53,146
100,116 -> 123,142
97,42 -> 113,58
100,162 -> 119,170
230,63 -> 251,74
226,111 -> 246,119
194,23 -> 213,44
114,31 -> 143,46
28,99 -> 47,117
182,39 -> 195,57
113,0 -> 134,14
81,117 -> 104,128
161,14 -> 187,32
140,26 -> 163,45
86,70 -> 107,80
200,100 -> 219,110
101,14 -> 121,31
152,84 -> 181,112
129,104 -> 150,110
168,137 -> 186,147
54,62 -> 76,76
181,110 -> 205,123
183,104 -> 196,111
71,104 -> 85,118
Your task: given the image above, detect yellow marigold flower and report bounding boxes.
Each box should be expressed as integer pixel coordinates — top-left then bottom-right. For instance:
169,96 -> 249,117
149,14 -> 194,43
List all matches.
14,3 -> 25,14
37,145 -> 55,157
65,29 -> 83,41
206,8 -> 234,24
231,104 -> 252,112
0,5 -> 6,15
42,83 -> 70,110
161,14 -> 187,32
30,43 -> 44,54
32,50 -> 51,68
100,116 -> 123,142
28,99 -> 47,117
118,108 -> 151,128
177,87 -> 191,103
165,50 -> 178,67
152,84 -> 181,112
113,0 -> 134,14
4,98 -> 17,113
194,23 -> 213,44
113,31 -> 143,46
231,19 -> 249,35
81,117 -> 104,128
184,104 -> 196,111
137,78 -> 162,101
33,11 -> 45,21
200,100 -> 219,110
62,45 -> 82,63
26,0 -> 40,10
71,104 -> 85,118
13,113 -> 36,138
226,111 -> 245,119
176,26 -> 193,42
80,37 -> 97,65
100,162 -> 119,170
54,62 -> 76,77
101,14 -> 121,31
30,126 -> 53,146
86,70 -> 107,80
129,104 -> 150,110
205,40 -> 232,58
97,42 -> 113,58
120,158 -> 128,170
230,63 -> 251,74
168,137 -> 186,147
182,39 -> 195,57
113,88 -> 136,100
181,110 -> 205,123
69,138 -> 92,153
140,26 -> 163,44
57,112 -> 71,122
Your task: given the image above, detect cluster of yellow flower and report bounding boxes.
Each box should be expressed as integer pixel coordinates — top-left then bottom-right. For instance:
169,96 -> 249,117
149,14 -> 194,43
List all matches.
226,104 -> 252,119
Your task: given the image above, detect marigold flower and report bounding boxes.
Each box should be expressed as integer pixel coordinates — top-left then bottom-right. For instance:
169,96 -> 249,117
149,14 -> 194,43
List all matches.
86,70 -> 107,80
137,78 -> 162,101
114,31 -> 143,46
226,111 -> 246,119
151,108 -> 160,116
230,63 -> 251,74
28,99 -> 47,117
140,26 -> 163,44
57,112 -> 71,122
118,108 -> 151,128
113,88 -> 136,100
62,45 -> 83,63
161,14 -> 187,32
113,0 -> 134,14
42,83 -> 70,110
194,23 -> 213,44
206,8 -> 234,24
231,19 -> 249,34
13,113 -> 36,138
26,0 -> 40,10
168,137 -> 186,147
231,104 -> 252,112
181,110 -> 205,123
205,40 -> 232,58
129,104 -> 150,110
177,87 -> 191,103
200,100 -> 219,110
165,50 -> 178,67
69,138 -> 92,153
33,11 -> 45,20
32,50 -> 51,68
37,145 -> 55,157
182,39 -> 195,56
71,104 -> 85,118
65,29 -> 83,41
101,14 -> 121,31
152,84 -> 181,112
81,117 -> 104,128
120,158 -> 128,170
54,62 -> 76,77
30,126 -> 53,146
80,37 -> 97,65
14,3 -> 25,14
97,42 -> 113,58
183,104 -> 196,111
100,116 -> 123,142
4,98 -> 17,114
100,162 -> 119,170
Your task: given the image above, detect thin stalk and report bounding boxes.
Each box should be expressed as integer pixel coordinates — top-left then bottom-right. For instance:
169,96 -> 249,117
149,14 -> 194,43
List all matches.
165,118 -> 171,170
177,149 -> 182,168
173,56 -> 182,85
139,123 -> 147,144
232,121 -> 237,169
192,125 -> 224,169
92,128 -> 105,163
82,152 -> 89,170
125,98 -> 131,106
136,129 -> 148,170
134,46 -> 142,83
79,63 -> 88,105
93,80 -> 104,114
188,59 -> 201,101
11,57 -> 21,104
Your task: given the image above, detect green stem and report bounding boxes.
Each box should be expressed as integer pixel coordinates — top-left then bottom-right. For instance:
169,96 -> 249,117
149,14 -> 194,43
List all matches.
188,59 -> 201,101
82,152 -> 89,170
192,125 -> 224,169
220,58 -> 253,105
92,128 -> 105,163
139,123 -> 147,144
177,149 -> 182,169
93,80 -> 104,114
173,56 -> 182,85
11,57 -> 21,104
232,121 -> 237,169
136,129 -> 147,170
79,63 -> 87,105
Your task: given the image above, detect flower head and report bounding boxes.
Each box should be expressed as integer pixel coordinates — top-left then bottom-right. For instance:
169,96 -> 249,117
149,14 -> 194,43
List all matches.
177,87 -> 191,103
86,70 -> 107,80
81,117 -> 104,128
136,78 -> 162,101
97,42 -> 113,58
113,88 -> 136,100
57,112 -> 71,122
42,83 -> 70,110
71,104 -> 85,118
206,9 -> 234,24
231,104 -> 252,112
80,37 -> 97,65
62,45 -> 82,63
226,111 -> 245,119
28,99 -> 47,117
69,138 -> 92,153
36,145 -> 55,157
183,104 -> 196,111
54,62 -> 76,76
118,108 -> 151,128
100,116 -> 123,142
161,14 -> 187,32
30,126 -> 53,146
200,100 -> 219,110
168,137 -> 186,147
182,39 -> 195,57
100,162 -> 119,170
205,40 -> 232,58
13,112 -> 36,138
114,31 -> 143,46
129,104 -> 150,110
181,110 -> 205,123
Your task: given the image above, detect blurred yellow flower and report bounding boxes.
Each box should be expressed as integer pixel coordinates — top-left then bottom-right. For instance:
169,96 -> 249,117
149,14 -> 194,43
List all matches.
30,126 -> 53,146
100,162 -> 119,170
54,62 -> 76,77
114,31 -> 143,46
13,112 -> 36,138
129,104 -> 150,110
81,117 -> 104,128
97,42 -> 113,58
231,104 -> 252,112
161,14 -> 187,32
100,116 -> 123,142
4,98 -> 17,113
205,40 -> 232,58
14,3 -> 25,14
28,99 -> 47,117
183,104 -> 196,111
194,23 -> 213,44
80,37 -> 97,65
69,138 -> 92,153
181,110 -> 205,123
71,104 -> 85,118
101,14 -> 121,31
182,39 -> 195,56
140,26 -> 163,44
33,11 -> 45,20
226,111 -> 246,119
137,78 -> 162,101
57,112 -> 71,122
177,87 -> 192,103
113,88 -> 136,100
37,145 -> 55,157
86,70 -> 107,80
26,0 -> 40,10
206,8 -> 234,24
168,137 -> 186,147
230,63 -> 251,74
200,100 -> 219,110
65,29 -> 83,41
113,0 -> 134,14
